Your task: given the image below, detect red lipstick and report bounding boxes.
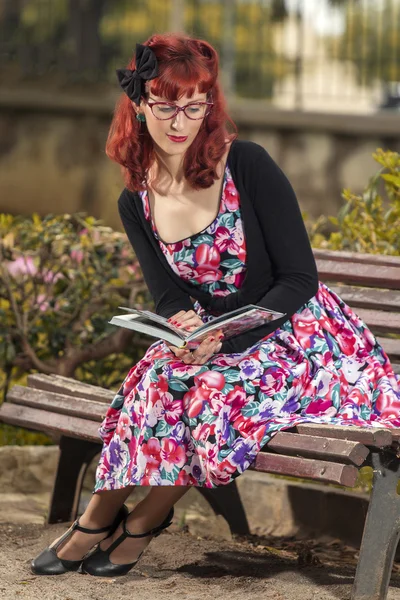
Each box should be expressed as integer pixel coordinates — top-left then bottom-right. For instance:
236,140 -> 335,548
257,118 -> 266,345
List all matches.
167,134 -> 188,143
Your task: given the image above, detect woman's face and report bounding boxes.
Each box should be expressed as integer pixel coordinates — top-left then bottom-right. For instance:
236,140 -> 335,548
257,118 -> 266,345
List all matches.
137,88 -> 208,156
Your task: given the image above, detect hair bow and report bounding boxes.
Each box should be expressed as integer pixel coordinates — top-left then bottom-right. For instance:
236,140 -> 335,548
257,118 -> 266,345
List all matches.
116,43 -> 159,106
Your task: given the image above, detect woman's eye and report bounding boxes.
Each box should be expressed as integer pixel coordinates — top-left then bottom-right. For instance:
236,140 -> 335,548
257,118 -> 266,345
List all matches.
159,106 -> 175,113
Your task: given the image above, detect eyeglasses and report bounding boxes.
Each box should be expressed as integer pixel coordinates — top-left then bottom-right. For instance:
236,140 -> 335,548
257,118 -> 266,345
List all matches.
145,100 -> 214,121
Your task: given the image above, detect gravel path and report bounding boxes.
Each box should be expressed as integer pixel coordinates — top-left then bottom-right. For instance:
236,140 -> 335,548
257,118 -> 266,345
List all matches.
2,521 -> 400,600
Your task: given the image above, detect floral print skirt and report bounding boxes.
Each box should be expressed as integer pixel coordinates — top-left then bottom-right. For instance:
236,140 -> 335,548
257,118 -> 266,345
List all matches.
94,282 -> 400,490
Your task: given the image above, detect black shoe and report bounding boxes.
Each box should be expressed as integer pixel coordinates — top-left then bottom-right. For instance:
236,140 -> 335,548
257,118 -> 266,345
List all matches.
30,504 -> 129,576
82,507 -> 174,577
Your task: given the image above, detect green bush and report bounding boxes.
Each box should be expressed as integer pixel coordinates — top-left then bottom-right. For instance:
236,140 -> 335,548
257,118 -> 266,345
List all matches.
308,148 -> 400,254
0,212 -> 153,404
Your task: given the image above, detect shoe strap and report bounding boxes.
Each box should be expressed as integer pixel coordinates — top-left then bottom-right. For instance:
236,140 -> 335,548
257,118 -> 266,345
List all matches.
102,509 -> 174,559
75,523 -> 112,534
124,508 -> 174,539
50,521 -> 79,551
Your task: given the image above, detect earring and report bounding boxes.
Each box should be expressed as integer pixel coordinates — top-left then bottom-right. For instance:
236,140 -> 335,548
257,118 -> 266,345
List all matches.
136,113 -> 146,123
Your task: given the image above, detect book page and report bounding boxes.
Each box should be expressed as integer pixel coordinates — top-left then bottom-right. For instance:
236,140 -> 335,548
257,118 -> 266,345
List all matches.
188,306 -> 285,344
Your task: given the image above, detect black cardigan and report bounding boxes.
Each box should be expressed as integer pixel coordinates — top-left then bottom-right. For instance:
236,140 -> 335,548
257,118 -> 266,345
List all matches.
118,139 -> 319,354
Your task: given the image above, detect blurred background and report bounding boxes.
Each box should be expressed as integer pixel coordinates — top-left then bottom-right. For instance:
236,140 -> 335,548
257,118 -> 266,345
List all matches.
1,0 -> 399,227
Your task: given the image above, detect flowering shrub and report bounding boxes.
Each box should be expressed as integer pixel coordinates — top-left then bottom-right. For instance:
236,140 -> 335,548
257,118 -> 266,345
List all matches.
0,212 -> 152,405
308,148 -> 400,254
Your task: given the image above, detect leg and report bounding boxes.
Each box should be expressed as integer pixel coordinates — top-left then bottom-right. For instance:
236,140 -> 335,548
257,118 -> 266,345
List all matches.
56,486 -> 134,561
352,450 -> 400,600
49,436 -> 101,524
197,480 -> 250,535
100,486 -> 190,564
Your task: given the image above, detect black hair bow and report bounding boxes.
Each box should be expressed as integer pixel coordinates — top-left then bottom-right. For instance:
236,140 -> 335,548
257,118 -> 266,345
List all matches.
116,43 -> 159,106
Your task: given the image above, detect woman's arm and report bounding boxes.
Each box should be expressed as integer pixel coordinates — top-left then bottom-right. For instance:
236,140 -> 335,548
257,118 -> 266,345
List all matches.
250,145 -> 319,314
221,146 -> 318,354
118,190 -> 194,319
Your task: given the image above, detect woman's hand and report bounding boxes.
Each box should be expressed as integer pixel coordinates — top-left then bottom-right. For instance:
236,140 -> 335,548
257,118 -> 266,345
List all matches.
167,309 -> 203,332
190,333 -> 224,364
168,333 -> 223,365
166,310 -> 224,364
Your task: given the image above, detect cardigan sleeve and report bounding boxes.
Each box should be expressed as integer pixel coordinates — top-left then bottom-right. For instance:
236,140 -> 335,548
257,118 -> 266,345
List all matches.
118,190 -> 194,319
250,146 -> 319,314
220,146 -> 319,354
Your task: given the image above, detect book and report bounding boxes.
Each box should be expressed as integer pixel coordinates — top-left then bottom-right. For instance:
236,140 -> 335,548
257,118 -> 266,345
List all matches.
108,304 -> 286,349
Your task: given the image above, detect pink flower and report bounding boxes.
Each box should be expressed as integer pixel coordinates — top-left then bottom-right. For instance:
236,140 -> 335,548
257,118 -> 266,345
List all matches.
232,414 -> 258,438
170,239 -> 191,252
70,249 -> 84,264
184,371 -> 226,418
226,385 -> 248,420
141,437 -> 161,470
336,328 -> 357,356
192,422 -> 216,442
42,269 -> 64,283
173,261 -> 197,279
214,226 -> 240,254
35,294 -> 50,312
195,371 -> 226,390
260,367 -> 287,395
116,412 -> 132,440
194,244 -> 223,283
176,470 -> 197,485
6,256 -> 37,278
160,438 -> 186,472
222,180 -> 240,211
161,392 -> 184,425
292,309 -> 319,344
304,399 -> 335,416
183,385 -> 209,418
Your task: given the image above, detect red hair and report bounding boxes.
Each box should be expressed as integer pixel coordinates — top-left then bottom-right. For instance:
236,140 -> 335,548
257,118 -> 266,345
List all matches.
106,33 -> 237,192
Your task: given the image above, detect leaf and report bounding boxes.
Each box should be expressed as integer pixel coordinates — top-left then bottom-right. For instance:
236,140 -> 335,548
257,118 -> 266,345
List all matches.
168,379 -> 189,392
381,174 -> 400,187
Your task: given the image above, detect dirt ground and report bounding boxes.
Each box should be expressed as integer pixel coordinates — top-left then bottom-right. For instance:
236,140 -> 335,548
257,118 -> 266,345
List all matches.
1,520 -> 400,600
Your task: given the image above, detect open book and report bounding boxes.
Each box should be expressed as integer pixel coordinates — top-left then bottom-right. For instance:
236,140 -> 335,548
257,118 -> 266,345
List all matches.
109,304 -> 286,349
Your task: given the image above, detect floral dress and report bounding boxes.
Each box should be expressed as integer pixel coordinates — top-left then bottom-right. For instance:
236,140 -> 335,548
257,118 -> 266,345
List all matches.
94,164 -> 400,490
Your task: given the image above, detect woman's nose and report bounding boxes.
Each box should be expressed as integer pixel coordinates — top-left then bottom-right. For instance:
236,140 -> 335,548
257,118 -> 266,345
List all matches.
170,110 -> 185,131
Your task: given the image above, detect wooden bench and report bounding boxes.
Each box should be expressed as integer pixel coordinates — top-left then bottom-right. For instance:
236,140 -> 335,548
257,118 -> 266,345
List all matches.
1,248 -> 400,600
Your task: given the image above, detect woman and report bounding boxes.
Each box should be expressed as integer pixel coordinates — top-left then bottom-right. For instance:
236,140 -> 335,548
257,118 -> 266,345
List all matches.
32,33 -> 400,578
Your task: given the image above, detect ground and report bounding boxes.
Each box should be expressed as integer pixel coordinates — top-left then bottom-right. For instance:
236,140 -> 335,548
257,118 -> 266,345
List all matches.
1,520 -> 400,600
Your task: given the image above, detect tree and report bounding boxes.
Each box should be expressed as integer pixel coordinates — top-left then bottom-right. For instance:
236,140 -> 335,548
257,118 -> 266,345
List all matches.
328,1 -> 400,86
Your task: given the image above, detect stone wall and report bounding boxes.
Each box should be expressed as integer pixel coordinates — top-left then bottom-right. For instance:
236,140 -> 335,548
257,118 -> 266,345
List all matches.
1,89 -> 399,231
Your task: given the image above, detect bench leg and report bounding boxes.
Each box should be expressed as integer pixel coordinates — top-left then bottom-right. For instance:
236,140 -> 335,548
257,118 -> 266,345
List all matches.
197,480 -> 250,535
351,450 -> 400,600
48,436 -> 101,524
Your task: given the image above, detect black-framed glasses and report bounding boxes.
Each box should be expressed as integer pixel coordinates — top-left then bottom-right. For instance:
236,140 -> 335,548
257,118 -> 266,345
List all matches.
146,100 -> 214,121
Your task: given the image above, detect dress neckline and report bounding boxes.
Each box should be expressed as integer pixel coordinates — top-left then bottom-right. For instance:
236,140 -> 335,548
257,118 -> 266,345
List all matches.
145,163 -> 229,246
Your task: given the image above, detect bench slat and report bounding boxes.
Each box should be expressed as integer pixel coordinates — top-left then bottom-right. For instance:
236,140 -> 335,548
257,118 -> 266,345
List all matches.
295,424 -> 392,447
266,431 -> 369,466
313,249 -> 400,268
351,308 -> 400,335
7,385 -> 106,422
0,403 -> 101,443
330,285 -> 400,312
0,403 -> 360,486
251,453 -> 359,487
5,385 -> 371,466
27,374 -> 114,403
316,259 -> 400,289
376,337 -> 400,360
